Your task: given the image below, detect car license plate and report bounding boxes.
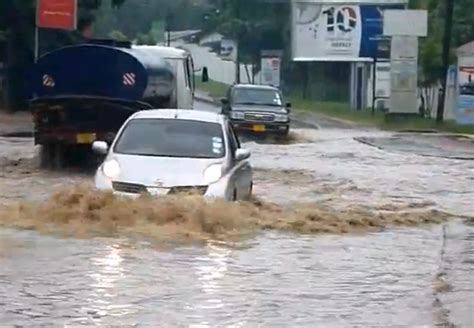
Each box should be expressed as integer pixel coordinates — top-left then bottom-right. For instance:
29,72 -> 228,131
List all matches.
76,133 -> 96,144
252,125 -> 266,132
148,187 -> 170,196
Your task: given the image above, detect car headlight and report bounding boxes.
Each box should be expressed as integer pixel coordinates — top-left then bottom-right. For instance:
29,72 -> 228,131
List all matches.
102,159 -> 120,179
203,164 -> 223,184
230,111 -> 245,120
274,114 -> 289,122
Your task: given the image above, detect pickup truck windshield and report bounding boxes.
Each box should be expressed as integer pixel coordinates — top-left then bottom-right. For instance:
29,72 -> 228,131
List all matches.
114,118 -> 225,158
232,88 -> 282,107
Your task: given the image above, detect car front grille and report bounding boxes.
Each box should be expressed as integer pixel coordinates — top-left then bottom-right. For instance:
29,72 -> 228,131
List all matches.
244,112 -> 275,122
169,186 -> 208,195
112,181 -> 148,194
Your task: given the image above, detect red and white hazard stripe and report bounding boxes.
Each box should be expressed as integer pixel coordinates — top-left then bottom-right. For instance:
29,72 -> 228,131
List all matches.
123,73 -> 136,86
42,74 -> 55,87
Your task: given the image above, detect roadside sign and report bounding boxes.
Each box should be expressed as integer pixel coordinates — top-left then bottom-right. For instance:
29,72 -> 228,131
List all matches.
291,2 -> 404,62
456,66 -> 474,124
37,0 -> 77,31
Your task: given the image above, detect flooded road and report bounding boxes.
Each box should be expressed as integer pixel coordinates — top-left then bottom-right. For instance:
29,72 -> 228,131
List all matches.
0,103 -> 473,327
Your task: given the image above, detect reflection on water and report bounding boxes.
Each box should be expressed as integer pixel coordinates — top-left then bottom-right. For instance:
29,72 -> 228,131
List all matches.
190,243 -> 231,327
2,223 -> 472,326
86,243 -> 131,323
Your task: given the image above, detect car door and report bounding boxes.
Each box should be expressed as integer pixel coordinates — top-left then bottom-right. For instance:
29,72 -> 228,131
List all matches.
227,122 -> 252,199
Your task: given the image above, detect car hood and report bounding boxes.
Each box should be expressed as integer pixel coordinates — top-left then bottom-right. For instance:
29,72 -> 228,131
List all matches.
110,154 -> 222,187
232,104 -> 287,114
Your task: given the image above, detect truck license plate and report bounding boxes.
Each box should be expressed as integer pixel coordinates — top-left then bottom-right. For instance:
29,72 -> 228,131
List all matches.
253,125 -> 266,132
76,133 -> 96,144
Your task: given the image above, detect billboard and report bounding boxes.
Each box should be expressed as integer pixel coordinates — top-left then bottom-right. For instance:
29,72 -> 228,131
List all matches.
261,56 -> 281,87
37,0 -> 77,31
292,2 -> 404,61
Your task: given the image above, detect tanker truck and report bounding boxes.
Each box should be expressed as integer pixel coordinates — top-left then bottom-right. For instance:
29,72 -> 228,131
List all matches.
29,39 -> 208,168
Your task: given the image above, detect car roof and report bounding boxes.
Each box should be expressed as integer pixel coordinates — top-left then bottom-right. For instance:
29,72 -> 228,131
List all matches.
231,84 -> 280,91
129,109 -> 225,124
131,45 -> 189,59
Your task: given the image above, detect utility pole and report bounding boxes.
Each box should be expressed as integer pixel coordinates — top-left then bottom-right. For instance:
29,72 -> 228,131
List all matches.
235,0 -> 241,84
436,0 -> 454,123
166,13 -> 172,47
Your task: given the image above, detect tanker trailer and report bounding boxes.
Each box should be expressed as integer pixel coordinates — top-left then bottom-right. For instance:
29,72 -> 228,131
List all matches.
29,40 -> 177,169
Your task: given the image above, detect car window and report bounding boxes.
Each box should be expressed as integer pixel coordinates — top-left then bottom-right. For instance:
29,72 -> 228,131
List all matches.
232,88 -> 282,106
229,123 -> 241,148
114,119 -> 225,159
183,60 -> 190,88
188,56 -> 195,92
226,123 -> 239,158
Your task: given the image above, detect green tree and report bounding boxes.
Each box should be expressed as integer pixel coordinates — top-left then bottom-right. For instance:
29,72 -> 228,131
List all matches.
413,0 -> 474,85
109,30 -> 128,41
136,32 -> 157,46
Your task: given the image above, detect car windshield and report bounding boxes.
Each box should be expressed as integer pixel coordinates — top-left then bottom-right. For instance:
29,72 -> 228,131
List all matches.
113,118 -> 225,159
232,88 -> 283,107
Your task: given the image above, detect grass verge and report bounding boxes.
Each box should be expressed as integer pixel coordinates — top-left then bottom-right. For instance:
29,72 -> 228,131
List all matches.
195,79 -> 228,100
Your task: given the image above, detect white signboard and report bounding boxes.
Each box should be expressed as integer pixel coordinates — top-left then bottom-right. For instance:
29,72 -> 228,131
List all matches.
383,10 -> 428,37
389,36 -> 419,113
260,57 -> 281,87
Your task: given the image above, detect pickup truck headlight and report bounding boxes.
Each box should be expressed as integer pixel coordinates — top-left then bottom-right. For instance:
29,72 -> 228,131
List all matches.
274,114 -> 289,122
230,111 -> 245,120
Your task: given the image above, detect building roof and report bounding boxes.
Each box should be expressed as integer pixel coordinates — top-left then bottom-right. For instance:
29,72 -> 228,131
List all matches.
132,45 -> 189,59
457,41 -> 474,55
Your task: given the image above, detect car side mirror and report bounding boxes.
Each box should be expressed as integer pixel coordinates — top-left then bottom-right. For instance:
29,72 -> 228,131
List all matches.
202,67 -> 209,83
286,102 -> 292,113
235,148 -> 251,161
92,141 -> 108,155
221,98 -> 229,105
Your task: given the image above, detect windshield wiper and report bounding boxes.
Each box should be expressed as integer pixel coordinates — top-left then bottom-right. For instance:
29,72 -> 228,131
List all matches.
234,102 -> 259,105
256,103 -> 282,107
235,102 -> 281,107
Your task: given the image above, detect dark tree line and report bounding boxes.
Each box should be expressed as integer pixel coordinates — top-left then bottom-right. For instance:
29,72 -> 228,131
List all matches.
1,0 -> 473,110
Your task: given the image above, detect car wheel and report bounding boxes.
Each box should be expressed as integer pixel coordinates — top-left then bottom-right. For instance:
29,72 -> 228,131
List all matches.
244,182 -> 253,201
232,189 -> 238,202
280,127 -> 290,137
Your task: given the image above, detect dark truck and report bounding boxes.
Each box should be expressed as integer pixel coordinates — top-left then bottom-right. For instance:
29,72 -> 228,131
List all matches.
221,84 -> 291,136
29,40 -> 181,168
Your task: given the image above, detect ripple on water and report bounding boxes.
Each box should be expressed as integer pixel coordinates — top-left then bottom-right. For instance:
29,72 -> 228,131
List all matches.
2,222 -> 471,326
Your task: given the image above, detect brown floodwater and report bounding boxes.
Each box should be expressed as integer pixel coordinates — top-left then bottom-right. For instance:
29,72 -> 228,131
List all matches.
0,102 -> 473,326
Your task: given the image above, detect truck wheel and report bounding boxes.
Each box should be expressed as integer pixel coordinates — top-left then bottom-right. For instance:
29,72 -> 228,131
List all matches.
40,144 -> 53,169
52,144 -> 65,170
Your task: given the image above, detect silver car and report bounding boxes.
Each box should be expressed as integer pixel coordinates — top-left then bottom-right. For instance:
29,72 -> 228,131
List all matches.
92,109 -> 253,201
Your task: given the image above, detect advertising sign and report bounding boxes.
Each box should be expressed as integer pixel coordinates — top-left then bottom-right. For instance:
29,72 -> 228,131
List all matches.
292,2 -> 403,61
37,0 -> 77,31
261,56 -> 281,87
388,36 -> 418,114
456,66 -> 474,125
